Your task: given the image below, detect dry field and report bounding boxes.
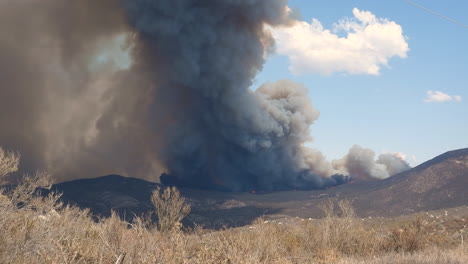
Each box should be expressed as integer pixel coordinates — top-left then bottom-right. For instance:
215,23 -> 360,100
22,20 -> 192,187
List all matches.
1,147 -> 467,264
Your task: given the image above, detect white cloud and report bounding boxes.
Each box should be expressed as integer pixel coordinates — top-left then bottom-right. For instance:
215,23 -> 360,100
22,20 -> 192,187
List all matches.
270,8 -> 409,75
423,90 -> 462,103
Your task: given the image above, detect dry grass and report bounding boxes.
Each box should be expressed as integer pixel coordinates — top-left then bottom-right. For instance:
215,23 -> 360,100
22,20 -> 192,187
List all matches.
338,247 -> 468,264
1,181 -> 463,263
1,146 -> 466,263
385,217 -> 431,252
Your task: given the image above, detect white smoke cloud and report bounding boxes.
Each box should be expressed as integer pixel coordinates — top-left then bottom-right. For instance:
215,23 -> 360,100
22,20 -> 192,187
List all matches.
376,152 -> 411,177
423,90 -> 462,103
333,145 -> 411,180
271,8 -> 409,75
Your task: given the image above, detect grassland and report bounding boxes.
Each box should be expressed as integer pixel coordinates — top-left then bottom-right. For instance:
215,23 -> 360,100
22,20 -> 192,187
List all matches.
1,146 -> 467,263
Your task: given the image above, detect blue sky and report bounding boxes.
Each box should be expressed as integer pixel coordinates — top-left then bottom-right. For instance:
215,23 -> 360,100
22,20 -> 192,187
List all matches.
255,0 -> 468,165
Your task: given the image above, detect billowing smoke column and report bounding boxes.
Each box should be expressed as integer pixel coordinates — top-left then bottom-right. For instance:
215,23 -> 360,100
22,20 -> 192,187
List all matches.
124,0 -> 344,191
0,0 -> 410,191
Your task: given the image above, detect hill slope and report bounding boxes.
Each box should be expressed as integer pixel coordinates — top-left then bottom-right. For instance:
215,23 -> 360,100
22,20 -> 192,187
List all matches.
51,148 -> 468,227
350,148 -> 468,216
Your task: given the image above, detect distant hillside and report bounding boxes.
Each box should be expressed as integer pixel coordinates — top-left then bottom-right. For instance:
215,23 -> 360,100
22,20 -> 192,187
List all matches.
350,148 -> 468,216
52,175 -> 159,219
50,148 -> 468,228
52,175 -> 271,229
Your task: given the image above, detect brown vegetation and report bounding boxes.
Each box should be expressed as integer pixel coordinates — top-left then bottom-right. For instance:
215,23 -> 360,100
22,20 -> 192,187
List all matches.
1,147 -> 467,263
0,146 -> 20,179
151,186 -> 191,232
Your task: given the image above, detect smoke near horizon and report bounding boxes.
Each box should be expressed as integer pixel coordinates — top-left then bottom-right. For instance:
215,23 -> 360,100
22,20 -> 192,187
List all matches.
0,0 -> 409,191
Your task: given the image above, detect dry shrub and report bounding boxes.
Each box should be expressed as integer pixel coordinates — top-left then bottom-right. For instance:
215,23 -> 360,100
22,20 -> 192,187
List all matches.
0,146 -> 20,179
8,172 -> 57,209
0,178 -> 100,263
385,218 -> 431,253
151,186 -> 191,232
317,199 -> 382,259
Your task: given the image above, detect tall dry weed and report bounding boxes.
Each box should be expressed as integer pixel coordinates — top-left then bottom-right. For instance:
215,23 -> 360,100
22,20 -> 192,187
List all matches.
0,146 -> 20,179
151,186 -> 191,232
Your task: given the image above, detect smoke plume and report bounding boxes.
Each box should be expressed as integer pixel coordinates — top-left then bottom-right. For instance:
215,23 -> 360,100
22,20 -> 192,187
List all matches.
0,0 -> 410,191
333,146 -> 410,180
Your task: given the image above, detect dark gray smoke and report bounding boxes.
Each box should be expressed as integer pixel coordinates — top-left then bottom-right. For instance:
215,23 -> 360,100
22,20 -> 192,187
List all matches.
0,0 -> 410,191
